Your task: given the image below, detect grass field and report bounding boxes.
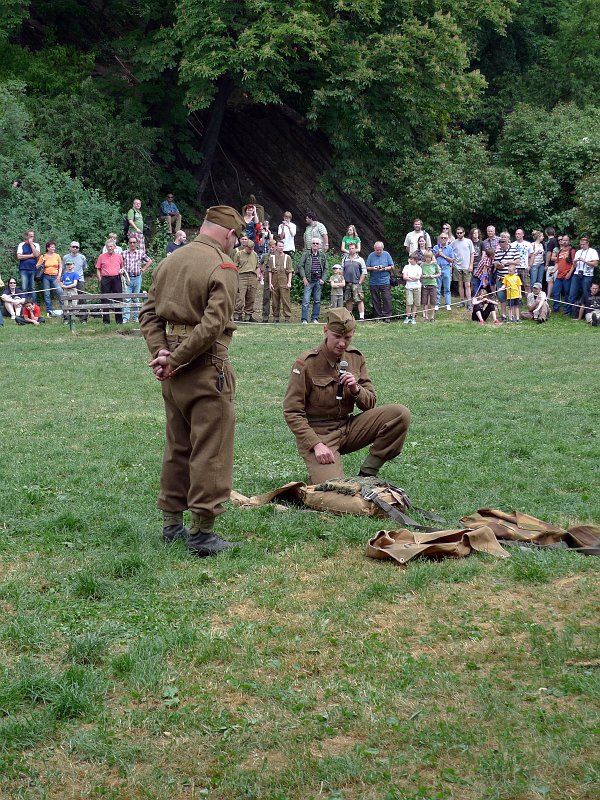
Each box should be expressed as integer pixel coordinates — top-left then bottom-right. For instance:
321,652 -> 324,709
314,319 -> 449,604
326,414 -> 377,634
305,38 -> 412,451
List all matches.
0,311 -> 598,800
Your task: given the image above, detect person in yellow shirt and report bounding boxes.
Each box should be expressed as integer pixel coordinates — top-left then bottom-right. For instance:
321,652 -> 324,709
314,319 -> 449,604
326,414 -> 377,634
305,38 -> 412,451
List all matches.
502,264 -> 522,324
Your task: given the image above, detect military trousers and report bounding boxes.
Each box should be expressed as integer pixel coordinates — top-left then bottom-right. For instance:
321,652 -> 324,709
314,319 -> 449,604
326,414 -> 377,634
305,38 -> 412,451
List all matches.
235,272 -> 258,318
271,285 -> 291,321
300,403 -> 411,483
158,342 -> 236,521
261,283 -> 271,321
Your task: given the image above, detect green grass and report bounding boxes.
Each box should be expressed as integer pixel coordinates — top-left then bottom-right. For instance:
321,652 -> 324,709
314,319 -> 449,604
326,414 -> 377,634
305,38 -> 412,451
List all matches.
0,311 -> 598,799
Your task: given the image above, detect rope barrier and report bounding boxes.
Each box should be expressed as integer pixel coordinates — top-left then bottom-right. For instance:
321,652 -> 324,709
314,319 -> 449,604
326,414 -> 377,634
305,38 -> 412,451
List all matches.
13,284 -> 586,324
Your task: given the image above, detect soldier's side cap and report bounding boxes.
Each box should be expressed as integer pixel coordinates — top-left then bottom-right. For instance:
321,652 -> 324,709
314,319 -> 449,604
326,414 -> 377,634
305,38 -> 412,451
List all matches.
327,307 -> 356,334
205,205 -> 245,237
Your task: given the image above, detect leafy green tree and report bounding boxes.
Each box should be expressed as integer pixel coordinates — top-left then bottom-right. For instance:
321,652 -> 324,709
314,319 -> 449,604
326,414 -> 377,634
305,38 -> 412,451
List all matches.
547,0 -> 600,106
0,84 -> 121,277
32,80 -> 163,210
0,1 -> 28,42
172,0 -> 514,201
496,102 -> 600,231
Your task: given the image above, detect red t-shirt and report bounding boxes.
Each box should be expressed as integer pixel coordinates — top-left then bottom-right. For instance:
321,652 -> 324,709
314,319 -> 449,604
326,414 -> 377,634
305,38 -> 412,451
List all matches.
24,304 -> 41,320
556,247 -> 576,279
95,252 -> 123,277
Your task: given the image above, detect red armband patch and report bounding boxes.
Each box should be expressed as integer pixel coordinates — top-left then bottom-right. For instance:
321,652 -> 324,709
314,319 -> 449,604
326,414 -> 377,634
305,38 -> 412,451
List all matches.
220,262 -> 238,271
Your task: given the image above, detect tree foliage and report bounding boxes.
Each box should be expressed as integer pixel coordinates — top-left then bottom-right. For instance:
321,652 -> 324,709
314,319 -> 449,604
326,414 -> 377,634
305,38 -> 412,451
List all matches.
0,84 -> 121,277
0,0 -> 599,249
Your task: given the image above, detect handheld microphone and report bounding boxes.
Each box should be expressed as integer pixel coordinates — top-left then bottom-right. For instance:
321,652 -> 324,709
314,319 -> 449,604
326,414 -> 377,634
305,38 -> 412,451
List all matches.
336,360 -> 348,401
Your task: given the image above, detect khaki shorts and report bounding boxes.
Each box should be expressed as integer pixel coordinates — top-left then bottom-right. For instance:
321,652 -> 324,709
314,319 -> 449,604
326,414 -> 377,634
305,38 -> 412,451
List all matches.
405,286 -> 422,306
344,283 -> 364,304
453,268 -> 472,284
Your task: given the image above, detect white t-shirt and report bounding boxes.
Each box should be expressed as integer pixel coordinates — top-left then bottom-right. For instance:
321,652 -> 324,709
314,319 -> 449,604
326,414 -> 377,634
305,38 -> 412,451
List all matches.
402,263 -> 422,288
277,221 -> 296,251
574,247 -> 599,277
512,240 -> 533,270
404,229 -> 431,253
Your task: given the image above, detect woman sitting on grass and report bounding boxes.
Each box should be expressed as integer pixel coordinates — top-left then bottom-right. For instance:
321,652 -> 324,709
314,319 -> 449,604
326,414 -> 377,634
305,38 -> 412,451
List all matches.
1,277 -> 26,320
471,287 -> 502,326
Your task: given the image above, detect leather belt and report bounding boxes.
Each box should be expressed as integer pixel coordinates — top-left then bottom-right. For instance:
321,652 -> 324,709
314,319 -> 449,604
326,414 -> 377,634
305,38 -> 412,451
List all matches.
307,415 -> 353,424
166,322 -> 192,335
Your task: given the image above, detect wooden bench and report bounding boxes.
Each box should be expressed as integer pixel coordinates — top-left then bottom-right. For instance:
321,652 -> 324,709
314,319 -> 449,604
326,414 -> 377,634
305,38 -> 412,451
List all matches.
65,292 -> 148,329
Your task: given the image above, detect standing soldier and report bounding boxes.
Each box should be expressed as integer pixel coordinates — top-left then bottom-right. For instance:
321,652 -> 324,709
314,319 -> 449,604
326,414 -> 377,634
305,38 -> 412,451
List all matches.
260,238 -> 277,323
268,240 -> 293,323
234,234 -> 260,322
139,205 -> 244,557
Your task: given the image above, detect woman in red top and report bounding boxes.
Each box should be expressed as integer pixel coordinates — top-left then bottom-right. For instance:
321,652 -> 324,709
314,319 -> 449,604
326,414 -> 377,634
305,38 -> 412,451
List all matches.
551,235 -> 576,313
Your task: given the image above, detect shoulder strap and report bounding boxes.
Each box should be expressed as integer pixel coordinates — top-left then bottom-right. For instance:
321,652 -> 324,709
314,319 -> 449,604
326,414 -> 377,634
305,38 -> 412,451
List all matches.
361,486 -> 447,532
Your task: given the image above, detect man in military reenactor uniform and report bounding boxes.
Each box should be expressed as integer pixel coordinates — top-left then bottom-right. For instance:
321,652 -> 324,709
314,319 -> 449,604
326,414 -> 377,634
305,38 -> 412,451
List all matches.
139,205 -> 244,557
268,239 -> 293,323
283,308 -> 411,483
233,234 -> 260,322
259,238 -> 276,323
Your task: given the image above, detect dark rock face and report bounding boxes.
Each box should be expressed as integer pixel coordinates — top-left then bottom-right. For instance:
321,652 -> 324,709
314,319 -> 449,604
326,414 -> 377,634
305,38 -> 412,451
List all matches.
202,104 -> 384,251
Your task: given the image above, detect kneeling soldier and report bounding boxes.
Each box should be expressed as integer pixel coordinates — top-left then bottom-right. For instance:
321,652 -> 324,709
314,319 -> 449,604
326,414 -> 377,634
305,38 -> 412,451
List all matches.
283,307 -> 411,483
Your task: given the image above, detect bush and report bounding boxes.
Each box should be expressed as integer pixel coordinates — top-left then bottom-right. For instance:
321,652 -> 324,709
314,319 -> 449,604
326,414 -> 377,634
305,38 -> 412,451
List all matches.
0,83 -> 121,277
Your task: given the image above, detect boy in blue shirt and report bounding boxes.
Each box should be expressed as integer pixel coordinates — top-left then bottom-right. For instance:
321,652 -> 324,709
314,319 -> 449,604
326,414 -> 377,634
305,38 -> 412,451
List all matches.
60,264 -> 79,324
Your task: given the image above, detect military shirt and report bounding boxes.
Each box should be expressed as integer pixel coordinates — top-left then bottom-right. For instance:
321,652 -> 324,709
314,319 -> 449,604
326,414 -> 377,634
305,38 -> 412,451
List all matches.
234,248 -> 259,275
139,233 -> 238,371
268,253 -> 292,287
283,342 -> 376,452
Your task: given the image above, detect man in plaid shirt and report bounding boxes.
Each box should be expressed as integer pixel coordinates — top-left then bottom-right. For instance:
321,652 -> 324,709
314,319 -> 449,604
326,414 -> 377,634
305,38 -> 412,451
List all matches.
122,235 -> 152,322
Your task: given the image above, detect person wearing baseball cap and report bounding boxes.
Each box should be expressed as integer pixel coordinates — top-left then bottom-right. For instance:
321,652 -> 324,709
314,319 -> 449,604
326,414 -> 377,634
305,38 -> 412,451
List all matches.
523,281 -> 550,322
139,205 -> 244,557
284,307 -> 411,482
62,240 -> 89,322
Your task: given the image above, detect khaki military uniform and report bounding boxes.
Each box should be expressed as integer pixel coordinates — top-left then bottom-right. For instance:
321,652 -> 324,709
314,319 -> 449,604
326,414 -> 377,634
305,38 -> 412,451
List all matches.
259,251 -> 272,322
234,248 -> 259,319
268,253 -> 293,321
139,233 -> 238,522
283,342 -> 411,483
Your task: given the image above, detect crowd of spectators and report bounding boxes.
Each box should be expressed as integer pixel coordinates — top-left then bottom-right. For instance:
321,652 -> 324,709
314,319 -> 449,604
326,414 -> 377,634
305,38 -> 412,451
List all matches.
3,200 -> 599,329
1,194 -> 171,326
231,209 -> 599,327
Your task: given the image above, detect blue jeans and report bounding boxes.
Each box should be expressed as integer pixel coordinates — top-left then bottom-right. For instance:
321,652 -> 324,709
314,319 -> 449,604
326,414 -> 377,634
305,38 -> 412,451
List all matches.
302,280 -> 323,322
552,277 -> 571,312
123,274 -> 143,321
568,274 -> 593,316
530,263 -> 544,286
20,270 -> 36,303
42,275 -> 63,313
436,267 -> 451,306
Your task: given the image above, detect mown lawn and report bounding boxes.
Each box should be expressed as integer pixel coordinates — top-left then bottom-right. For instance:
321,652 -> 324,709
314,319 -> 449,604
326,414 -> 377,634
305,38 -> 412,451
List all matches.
0,311 -> 598,800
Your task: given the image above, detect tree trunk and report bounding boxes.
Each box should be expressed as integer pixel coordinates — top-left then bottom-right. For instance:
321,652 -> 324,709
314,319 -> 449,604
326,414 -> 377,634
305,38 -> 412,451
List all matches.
194,75 -> 233,206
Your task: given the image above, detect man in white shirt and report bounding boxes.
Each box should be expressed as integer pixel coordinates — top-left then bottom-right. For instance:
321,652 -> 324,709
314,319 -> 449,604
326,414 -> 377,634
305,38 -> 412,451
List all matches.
404,218 -> 431,254
568,235 -> 599,317
277,211 -> 296,255
512,228 -> 533,290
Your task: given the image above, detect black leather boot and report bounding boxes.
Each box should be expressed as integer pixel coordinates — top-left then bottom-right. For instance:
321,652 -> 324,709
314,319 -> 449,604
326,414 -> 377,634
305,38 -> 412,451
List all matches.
186,532 -> 234,557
